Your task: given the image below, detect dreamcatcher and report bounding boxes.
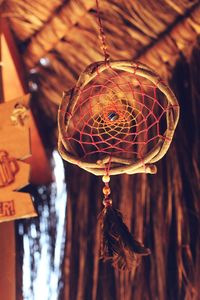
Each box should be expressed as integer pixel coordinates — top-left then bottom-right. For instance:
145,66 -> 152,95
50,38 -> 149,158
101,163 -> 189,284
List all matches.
58,0 -> 179,270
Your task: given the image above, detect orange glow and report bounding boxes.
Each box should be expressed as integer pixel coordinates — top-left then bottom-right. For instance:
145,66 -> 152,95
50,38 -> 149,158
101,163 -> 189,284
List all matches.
1,33 -> 24,101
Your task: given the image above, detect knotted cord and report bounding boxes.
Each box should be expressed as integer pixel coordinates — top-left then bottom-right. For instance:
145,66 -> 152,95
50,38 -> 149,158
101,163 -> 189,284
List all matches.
95,0 -> 110,62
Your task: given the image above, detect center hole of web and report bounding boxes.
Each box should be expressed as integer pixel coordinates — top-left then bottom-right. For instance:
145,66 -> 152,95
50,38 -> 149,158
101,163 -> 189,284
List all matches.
107,111 -> 119,121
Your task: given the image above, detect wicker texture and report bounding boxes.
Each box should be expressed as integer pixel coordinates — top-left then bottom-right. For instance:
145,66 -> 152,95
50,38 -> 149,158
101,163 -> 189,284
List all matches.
58,60 -> 179,175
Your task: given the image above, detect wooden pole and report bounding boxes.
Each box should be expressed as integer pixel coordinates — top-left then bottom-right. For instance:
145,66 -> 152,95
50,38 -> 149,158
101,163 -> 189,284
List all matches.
0,222 -> 16,300
0,18 -> 4,102
0,16 -> 16,300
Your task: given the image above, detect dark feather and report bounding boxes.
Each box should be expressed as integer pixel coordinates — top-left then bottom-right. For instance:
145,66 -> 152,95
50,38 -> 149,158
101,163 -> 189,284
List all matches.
99,206 -> 151,270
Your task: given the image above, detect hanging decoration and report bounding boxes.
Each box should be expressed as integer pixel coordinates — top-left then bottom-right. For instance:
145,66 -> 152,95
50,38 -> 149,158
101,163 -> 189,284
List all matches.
0,95 -> 37,223
58,0 -> 179,270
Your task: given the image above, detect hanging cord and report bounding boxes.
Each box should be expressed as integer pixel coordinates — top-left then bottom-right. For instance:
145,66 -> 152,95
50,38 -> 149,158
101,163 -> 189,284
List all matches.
102,155 -> 112,207
99,155 -> 151,270
94,1 -> 151,270
95,0 -> 110,62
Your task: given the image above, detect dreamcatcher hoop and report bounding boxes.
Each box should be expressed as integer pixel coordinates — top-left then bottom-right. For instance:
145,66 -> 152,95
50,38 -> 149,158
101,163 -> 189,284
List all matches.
58,60 -> 179,176
58,0 -> 180,270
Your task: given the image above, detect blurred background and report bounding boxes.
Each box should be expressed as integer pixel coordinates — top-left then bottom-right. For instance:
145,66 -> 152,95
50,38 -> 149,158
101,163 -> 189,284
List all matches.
0,0 -> 200,299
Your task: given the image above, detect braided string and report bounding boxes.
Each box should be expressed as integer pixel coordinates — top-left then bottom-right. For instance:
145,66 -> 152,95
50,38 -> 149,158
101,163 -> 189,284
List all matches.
96,0 -> 110,62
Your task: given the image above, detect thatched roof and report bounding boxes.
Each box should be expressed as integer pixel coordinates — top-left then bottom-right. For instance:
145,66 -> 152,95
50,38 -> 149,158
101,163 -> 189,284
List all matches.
1,0 -> 200,114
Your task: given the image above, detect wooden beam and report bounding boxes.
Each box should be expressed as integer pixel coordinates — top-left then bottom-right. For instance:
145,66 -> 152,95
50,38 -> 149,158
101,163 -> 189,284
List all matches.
0,222 -> 16,300
1,19 -> 27,99
0,96 -> 37,300
0,17 -> 51,300
1,18 -> 52,185
0,19 -> 3,102
0,18 -> 16,300
1,33 -> 25,101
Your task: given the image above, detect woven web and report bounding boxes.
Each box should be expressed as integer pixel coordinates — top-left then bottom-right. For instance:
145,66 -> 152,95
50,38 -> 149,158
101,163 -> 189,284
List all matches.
63,65 -> 172,163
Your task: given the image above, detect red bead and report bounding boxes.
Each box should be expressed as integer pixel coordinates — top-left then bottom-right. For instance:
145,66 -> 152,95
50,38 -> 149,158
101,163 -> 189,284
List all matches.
103,198 -> 112,207
103,186 -> 111,196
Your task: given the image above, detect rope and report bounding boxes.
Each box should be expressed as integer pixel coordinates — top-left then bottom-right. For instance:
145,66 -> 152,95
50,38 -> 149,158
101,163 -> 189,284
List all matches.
95,0 -> 110,62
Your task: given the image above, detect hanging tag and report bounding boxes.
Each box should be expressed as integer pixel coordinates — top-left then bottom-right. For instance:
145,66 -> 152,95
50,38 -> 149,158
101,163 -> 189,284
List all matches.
0,95 -> 37,223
